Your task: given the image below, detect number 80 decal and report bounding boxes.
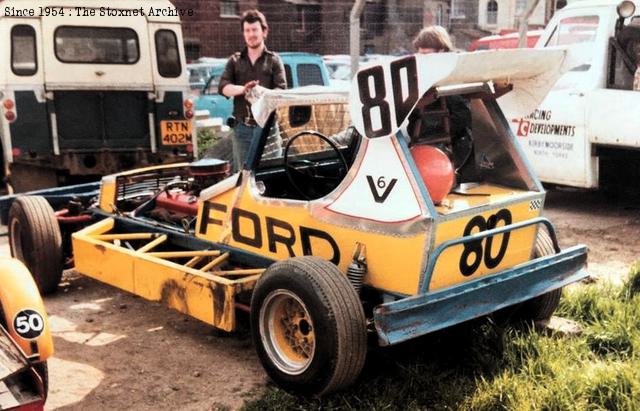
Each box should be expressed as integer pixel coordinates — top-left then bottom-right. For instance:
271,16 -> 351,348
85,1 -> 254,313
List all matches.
459,209 -> 513,277
13,309 -> 45,339
356,56 -> 419,138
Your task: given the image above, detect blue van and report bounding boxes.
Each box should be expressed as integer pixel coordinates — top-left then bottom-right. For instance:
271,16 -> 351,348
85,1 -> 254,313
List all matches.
195,52 -> 330,125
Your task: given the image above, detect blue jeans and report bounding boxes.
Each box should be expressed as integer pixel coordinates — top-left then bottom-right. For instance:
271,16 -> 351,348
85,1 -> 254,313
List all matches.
233,123 -> 262,172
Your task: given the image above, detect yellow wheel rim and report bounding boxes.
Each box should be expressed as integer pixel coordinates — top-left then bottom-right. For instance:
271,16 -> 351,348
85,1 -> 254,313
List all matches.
259,289 -> 315,375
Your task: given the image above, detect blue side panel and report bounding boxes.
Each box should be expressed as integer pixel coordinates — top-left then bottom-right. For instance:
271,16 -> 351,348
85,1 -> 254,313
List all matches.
374,245 -> 588,346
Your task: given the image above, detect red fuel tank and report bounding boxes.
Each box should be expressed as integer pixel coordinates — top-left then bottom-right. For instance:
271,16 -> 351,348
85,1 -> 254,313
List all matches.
410,145 -> 455,205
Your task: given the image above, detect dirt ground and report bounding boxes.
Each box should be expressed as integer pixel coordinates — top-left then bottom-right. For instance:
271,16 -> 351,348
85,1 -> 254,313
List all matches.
1,188 -> 638,410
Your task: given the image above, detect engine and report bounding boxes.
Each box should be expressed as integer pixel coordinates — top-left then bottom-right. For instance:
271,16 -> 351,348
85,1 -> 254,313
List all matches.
146,159 -> 231,227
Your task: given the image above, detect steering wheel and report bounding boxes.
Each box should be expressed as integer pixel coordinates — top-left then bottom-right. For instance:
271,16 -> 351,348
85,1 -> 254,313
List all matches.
283,131 -> 349,200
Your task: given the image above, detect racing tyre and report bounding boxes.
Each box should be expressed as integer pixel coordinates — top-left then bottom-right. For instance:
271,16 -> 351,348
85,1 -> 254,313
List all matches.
8,196 -> 63,295
518,228 -> 562,321
251,256 -> 367,396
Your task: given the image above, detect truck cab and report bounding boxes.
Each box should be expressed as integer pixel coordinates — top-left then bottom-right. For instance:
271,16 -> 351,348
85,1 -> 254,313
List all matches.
0,0 -> 194,192
506,0 -> 640,189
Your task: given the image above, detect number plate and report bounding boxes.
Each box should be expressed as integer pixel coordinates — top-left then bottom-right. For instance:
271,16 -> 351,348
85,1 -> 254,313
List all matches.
160,120 -> 192,145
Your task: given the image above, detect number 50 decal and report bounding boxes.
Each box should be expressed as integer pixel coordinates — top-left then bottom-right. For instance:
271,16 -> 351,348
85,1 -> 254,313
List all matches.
459,209 -> 513,277
13,309 -> 45,339
355,56 -> 419,138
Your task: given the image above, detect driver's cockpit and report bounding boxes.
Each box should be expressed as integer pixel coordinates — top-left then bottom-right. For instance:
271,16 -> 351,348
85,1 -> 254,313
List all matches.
250,81 -> 538,209
253,101 -> 361,201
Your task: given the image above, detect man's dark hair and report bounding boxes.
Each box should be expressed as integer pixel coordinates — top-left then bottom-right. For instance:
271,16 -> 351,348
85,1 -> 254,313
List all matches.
240,9 -> 268,31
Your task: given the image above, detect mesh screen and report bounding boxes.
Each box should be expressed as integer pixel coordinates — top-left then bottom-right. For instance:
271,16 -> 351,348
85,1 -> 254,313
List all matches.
261,102 -> 354,161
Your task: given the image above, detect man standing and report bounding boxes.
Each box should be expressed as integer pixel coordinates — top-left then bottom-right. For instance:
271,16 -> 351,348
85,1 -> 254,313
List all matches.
218,9 -> 286,171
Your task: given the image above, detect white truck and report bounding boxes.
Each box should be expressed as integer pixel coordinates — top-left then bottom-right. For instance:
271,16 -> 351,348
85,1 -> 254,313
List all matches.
506,0 -> 640,189
0,0 -> 194,192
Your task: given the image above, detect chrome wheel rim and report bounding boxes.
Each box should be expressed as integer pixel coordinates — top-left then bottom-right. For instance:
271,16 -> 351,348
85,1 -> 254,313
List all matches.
259,289 -> 315,375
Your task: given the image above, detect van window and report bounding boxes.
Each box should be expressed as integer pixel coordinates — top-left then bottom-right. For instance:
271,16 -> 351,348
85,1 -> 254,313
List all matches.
297,63 -> 323,86
11,25 -> 37,76
55,26 -> 139,64
155,30 -> 181,78
545,16 -> 599,46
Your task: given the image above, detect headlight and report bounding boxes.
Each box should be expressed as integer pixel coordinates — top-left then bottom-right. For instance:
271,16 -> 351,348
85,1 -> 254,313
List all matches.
617,0 -> 636,18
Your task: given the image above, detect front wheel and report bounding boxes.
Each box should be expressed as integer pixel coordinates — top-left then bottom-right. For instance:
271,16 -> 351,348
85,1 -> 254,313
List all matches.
8,196 -> 63,295
251,256 -> 367,396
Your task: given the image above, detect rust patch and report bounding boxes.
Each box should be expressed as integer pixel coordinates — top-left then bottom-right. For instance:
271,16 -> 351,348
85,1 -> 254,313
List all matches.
160,280 -> 189,315
94,244 -> 106,253
211,284 -> 227,326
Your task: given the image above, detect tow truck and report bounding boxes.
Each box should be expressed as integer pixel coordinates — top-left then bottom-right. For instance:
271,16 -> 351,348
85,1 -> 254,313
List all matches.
1,48 -> 588,396
505,0 -> 640,189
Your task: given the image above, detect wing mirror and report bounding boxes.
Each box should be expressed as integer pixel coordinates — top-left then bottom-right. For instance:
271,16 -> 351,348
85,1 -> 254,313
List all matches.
616,1 -> 636,35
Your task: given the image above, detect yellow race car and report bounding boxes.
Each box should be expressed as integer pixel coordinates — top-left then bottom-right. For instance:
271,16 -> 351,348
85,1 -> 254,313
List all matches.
2,49 -> 587,396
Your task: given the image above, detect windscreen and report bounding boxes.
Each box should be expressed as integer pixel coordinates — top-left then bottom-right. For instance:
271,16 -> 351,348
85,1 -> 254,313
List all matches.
55,26 -> 139,64
545,16 -> 599,46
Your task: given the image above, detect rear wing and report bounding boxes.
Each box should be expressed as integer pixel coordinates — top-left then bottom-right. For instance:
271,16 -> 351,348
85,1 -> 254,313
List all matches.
347,49 -> 572,139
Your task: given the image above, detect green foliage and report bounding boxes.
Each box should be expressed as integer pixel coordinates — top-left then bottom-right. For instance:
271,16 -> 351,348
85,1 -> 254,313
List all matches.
197,127 -> 222,155
620,262 -> 640,301
243,262 -> 640,410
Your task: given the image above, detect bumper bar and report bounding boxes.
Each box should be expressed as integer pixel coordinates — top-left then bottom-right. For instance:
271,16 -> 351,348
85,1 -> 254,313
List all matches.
374,244 -> 588,346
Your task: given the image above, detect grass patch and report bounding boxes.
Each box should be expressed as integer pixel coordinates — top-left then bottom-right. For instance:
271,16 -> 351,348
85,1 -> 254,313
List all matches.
243,263 -> 640,410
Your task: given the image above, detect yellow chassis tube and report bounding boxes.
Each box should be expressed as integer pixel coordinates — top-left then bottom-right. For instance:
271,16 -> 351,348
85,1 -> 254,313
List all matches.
72,218 -> 263,331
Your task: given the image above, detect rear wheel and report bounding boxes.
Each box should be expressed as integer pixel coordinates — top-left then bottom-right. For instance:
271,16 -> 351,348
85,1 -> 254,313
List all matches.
251,256 -> 367,396
491,228 -> 562,325
8,196 -> 63,295
518,229 -> 562,321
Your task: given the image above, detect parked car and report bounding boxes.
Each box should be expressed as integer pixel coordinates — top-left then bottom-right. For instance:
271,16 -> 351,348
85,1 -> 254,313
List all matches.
468,29 -> 543,51
195,52 -> 331,125
323,54 -> 352,87
187,60 -> 226,94
322,54 -> 398,88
